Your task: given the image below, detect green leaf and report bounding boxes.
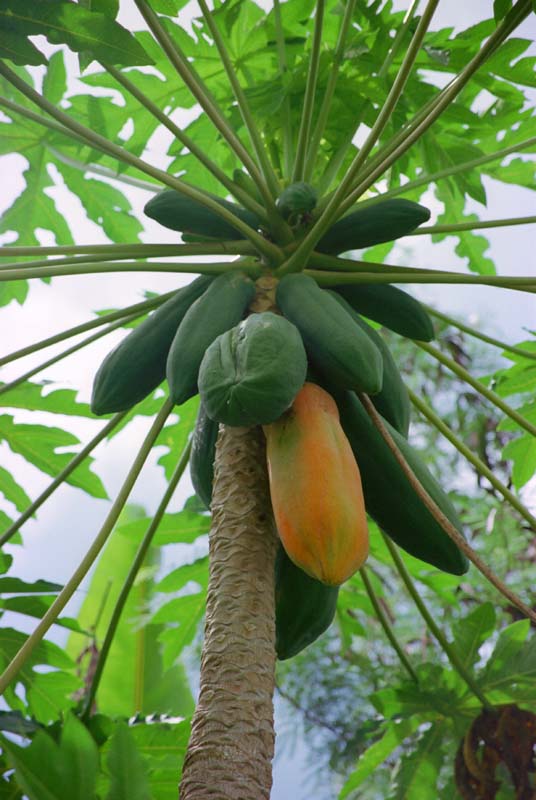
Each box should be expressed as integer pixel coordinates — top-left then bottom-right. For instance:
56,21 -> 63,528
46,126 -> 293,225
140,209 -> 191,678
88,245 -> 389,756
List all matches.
479,619 -> 536,694
115,510 -> 210,547
156,395 -> 199,480
26,671 -> 82,724
494,0 -> 512,22
339,717 -> 422,798
0,30 -> 47,65
502,434 -> 536,489
0,415 -> 106,499
1,713 -> 99,799
0,576 -> 62,593
451,603 -> 496,671
105,722 -> 152,800
0,595 -> 86,633
389,723 -> 447,799
0,465 -> 31,513
66,505 -> 194,718
0,2 -> 153,67
0,383 -> 93,417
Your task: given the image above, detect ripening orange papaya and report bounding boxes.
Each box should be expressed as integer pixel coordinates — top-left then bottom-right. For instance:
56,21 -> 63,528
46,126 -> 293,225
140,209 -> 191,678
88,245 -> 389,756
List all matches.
263,382 -> 369,586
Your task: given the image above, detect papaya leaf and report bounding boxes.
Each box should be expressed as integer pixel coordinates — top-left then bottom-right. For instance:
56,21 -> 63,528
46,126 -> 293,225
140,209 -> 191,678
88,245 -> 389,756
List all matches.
339,717 -> 422,798
0,416 -> 107,499
1,713 -> 99,800
104,722 -> 152,800
502,434 -> 536,489
0,1 -> 153,68
388,722 -> 447,800
451,603 -> 496,672
0,383 -> 93,417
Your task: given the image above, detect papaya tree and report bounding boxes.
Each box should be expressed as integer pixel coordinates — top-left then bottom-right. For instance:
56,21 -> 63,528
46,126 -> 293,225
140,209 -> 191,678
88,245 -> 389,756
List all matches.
0,1 -> 535,797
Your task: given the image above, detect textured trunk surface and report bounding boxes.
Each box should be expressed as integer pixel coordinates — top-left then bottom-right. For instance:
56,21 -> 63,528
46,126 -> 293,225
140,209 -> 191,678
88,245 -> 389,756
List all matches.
179,424 -> 278,800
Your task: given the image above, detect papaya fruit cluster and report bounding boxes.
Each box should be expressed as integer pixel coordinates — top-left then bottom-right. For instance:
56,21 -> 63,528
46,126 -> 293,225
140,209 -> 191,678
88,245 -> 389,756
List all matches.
91,182 -> 468,661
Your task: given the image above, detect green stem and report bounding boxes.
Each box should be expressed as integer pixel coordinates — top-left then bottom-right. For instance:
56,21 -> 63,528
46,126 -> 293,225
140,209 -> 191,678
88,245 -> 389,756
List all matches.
133,0 -> 279,222
0,292 -> 175,369
0,259 -> 261,283
339,0 -> 533,211
316,128 -> 356,196
308,251 -> 452,274
0,241 -> 256,271
416,341 -> 536,438
408,389 -> 536,531
359,566 -> 419,682
282,0 -> 439,270
341,0 -> 440,202
304,0 -> 357,183
410,216 -> 536,236
292,0 -> 325,182
0,62 -> 280,263
426,307 -> 536,361
377,0 -> 421,78
273,0 -> 293,178
196,0 -> 280,201
0,399 -> 174,697
81,439 -> 192,719
359,393 -> 536,625
0,313 -> 141,400
0,243 -> 252,258
382,535 -> 492,709
363,136 -> 536,206
104,64 -> 266,220
49,147 -> 161,192
307,269 -> 536,292
0,413 -> 127,548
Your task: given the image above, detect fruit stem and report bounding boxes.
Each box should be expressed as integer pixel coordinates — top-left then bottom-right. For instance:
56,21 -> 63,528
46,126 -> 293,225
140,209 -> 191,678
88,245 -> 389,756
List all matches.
425,307 -> 536,362
410,216 -> 536,236
273,0 -> 294,178
0,399 -> 174,698
0,259 -> 263,283
416,341 -> 536,439
196,0 -> 282,203
292,0 -> 326,183
80,439 -> 192,720
359,566 -> 419,683
304,0 -> 357,184
382,534 -> 493,710
408,389 -> 536,531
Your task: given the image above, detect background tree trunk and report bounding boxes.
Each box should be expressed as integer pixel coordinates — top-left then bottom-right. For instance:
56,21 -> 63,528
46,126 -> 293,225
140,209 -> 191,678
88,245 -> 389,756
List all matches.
180,424 -> 278,800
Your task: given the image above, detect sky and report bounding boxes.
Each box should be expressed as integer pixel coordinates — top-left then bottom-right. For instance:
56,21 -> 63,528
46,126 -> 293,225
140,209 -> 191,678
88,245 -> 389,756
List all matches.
0,2 -> 535,798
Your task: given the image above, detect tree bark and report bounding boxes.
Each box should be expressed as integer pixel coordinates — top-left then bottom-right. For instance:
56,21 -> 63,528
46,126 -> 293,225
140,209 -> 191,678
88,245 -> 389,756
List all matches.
179,424 -> 278,800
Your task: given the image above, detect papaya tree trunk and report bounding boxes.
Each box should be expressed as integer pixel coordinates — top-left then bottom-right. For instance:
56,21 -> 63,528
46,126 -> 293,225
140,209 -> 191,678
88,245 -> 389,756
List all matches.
179,423 -> 278,800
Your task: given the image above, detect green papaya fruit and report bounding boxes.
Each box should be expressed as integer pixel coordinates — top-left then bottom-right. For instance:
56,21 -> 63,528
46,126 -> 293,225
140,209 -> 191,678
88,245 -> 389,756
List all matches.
275,544 -> 339,660
336,390 -> 468,575
277,182 -> 317,219
276,273 -> 383,395
91,275 -> 213,415
144,190 -> 260,239
332,283 -> 434,341
329,292 -> 410,437
317,198 -> 430,254
198,312 -> 307,426
190,402 -> 219,509
166,270 -> 256,406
